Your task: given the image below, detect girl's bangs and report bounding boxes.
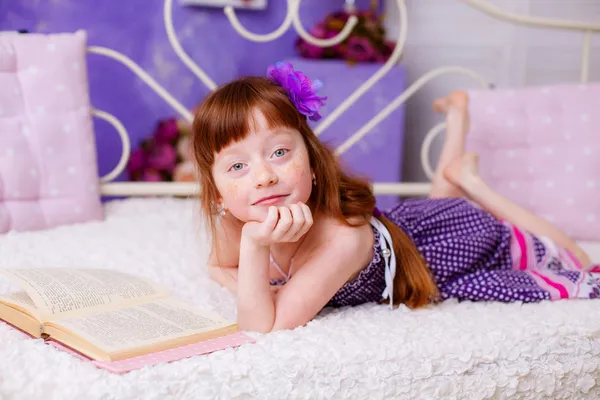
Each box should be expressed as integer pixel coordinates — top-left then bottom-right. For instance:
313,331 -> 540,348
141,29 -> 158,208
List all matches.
201,78 -> 304,156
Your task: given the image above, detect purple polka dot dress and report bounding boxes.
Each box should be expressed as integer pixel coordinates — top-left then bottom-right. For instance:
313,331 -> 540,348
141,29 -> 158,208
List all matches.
326,198 -> 600,308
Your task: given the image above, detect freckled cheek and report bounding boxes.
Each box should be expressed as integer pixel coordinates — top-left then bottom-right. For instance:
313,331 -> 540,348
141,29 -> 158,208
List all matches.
214,179 -> 238,201
226,182 -> 237,197
221,179 -> 252,207
285,158 -> 309,184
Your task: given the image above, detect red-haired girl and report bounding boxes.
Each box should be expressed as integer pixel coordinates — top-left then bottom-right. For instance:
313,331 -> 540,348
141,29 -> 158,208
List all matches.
192,62 -> 597,333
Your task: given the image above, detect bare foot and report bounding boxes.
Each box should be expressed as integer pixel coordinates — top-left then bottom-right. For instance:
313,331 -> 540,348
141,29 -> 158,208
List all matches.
433,90 -> 469,114
443,152 -> 482,197
428,90 -> 472,199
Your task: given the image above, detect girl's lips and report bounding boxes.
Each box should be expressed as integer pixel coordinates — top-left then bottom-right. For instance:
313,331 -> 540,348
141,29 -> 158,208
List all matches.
253,195 -> 289,206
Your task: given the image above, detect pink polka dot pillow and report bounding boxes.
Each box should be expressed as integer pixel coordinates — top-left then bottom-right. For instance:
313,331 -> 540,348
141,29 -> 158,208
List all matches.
465,83 -> 600,241
0,31 -> 104,233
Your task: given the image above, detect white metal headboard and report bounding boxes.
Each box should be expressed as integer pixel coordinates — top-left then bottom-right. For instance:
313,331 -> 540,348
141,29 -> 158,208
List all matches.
91,0 -> 599,198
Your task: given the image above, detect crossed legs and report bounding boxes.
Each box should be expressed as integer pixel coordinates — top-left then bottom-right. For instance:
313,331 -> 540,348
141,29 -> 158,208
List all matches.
430,91 -> 592,267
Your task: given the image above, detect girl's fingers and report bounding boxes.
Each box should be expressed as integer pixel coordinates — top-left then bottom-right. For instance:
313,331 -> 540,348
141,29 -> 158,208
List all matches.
284,203 -> 306,241
297,203 -> 313,237
284,203 -> 312,242
262,206 -> 279,233
272,206 -> 292,240
290,203 -> 312,241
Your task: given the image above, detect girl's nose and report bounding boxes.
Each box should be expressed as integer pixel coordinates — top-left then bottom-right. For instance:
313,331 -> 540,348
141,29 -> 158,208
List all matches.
254,163 -> 278,188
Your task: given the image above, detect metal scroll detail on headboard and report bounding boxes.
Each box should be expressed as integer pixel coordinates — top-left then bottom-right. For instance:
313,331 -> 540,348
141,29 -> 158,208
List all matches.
91,0 -> 599,198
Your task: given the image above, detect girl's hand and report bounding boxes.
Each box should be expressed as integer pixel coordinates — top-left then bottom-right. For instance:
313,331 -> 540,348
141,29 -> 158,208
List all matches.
242,203 -> 313,247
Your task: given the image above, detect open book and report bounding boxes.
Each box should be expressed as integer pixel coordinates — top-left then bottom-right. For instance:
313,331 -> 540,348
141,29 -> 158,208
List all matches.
0,268 -> 239,362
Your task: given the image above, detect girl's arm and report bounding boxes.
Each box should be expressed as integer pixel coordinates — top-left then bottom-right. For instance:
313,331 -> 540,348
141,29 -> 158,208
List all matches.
237,222 -> 366,333
207,216 -> 281,296
237,238 -> 273,331
209,265 -> 282,296
206,215 -> 241,293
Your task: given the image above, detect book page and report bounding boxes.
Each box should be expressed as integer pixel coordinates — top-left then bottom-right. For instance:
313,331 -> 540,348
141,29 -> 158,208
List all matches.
0,291 -> 42,320
50,298 -> 235,353
0,269 -> 170,321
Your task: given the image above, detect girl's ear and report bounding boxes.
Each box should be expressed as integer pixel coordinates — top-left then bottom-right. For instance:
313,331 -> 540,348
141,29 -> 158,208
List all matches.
210,199 -> 224,214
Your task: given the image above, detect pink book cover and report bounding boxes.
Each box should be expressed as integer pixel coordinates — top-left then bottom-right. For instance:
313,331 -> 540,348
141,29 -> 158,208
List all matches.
1,320 -> 255,374
48,332 -> 255,374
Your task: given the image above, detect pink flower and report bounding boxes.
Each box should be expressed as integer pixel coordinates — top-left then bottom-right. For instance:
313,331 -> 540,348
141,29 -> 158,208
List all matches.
127,148 -> 147,175
177,136 -> 194,162
142,169 -> 163,182
147,143 -> 177,173
297,40 -> 325,59
344,36 -> 377,62
173,161 -> 197,182
296,20 -> 347,60
154,119 -> 179,144
384,41 -> 396,57
310,22 -> 327,38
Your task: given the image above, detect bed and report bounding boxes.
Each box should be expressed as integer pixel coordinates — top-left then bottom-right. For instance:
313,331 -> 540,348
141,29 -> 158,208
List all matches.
1,0 -> 600,399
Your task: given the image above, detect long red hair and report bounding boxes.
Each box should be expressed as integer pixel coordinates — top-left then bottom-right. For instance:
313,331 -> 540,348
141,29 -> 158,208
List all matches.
192,76 -> 438,308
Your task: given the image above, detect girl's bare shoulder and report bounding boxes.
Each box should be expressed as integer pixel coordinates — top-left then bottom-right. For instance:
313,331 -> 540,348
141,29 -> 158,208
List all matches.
307,214 -> 374,272
316,213 -> 372,240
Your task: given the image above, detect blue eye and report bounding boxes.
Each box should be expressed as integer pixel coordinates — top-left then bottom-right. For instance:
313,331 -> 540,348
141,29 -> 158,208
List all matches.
273,149 -> 288,158
229,163 -> 244,171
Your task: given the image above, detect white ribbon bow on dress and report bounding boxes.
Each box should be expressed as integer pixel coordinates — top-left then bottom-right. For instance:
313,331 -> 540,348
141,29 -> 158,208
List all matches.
370,217 -> 397,309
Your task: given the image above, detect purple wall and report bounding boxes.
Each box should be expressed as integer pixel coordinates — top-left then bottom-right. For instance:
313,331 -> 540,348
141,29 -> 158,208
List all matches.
1,0 -> 406,209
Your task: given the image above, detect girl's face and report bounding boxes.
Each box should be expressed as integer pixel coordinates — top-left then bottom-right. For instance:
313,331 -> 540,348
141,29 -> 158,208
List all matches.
211,110 -> 313,222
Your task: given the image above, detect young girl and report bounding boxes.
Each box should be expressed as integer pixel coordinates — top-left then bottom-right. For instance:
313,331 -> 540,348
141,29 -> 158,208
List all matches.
192,61 -> 599,333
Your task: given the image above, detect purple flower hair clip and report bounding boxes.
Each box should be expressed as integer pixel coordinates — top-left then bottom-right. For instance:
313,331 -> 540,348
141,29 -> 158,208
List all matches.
267,61 -> 327,121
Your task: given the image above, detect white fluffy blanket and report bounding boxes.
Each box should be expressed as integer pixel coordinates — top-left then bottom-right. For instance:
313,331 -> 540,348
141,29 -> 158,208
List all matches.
1,198 -> 600,400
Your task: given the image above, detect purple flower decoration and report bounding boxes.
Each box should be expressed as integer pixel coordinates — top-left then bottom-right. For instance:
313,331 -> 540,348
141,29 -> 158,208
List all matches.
147,143 -> 177,173
127,148 -> 147,176
154,119 -> 179,144
267,61 -> 327,121
297,40 -> 325,59
142,169 -> 163,182
345,37 -> 377,62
